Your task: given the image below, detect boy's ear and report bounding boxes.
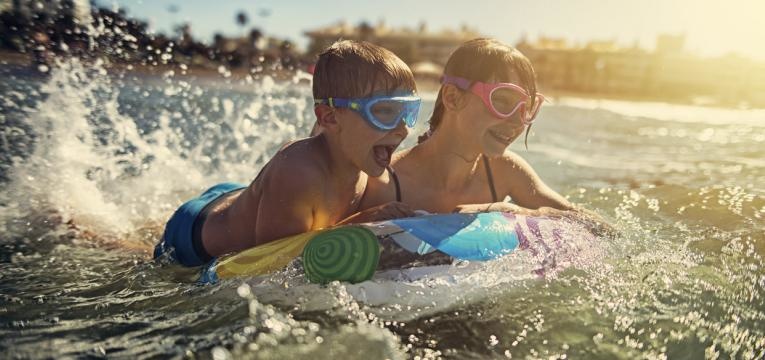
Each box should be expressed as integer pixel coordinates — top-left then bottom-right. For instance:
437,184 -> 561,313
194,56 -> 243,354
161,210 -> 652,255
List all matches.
309,121 -> 322,136
314,104 -> 340,132
442,84 -> 467,111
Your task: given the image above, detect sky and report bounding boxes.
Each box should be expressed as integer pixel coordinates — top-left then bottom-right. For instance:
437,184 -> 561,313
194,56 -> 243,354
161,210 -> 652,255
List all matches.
95,0 -> 765,61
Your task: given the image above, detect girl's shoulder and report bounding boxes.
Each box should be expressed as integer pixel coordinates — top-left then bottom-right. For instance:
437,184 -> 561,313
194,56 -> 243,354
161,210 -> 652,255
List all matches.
359,167 -> 398,209
490,151 -> 538,179
490,151 -> 572,209
391,147 -> 413,164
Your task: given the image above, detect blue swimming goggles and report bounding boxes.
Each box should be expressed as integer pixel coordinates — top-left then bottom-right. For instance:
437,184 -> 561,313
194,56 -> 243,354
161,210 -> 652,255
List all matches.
314,93 -> 421,131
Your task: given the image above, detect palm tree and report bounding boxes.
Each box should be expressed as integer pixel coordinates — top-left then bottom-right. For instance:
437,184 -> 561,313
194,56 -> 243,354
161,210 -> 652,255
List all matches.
235,11 -> 249,36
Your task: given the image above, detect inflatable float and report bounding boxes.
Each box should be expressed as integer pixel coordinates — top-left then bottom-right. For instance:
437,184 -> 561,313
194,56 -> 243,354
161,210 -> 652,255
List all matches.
199,212 -> 595,284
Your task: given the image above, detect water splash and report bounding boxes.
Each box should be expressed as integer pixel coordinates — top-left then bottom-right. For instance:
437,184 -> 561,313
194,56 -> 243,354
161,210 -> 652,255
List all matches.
1,58 -> 314,240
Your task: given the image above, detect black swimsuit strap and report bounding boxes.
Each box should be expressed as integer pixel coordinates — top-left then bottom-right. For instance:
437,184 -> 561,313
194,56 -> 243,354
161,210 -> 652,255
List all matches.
387,166 -> 402,202
388,158 -> 494,204
482,154 -> 499,202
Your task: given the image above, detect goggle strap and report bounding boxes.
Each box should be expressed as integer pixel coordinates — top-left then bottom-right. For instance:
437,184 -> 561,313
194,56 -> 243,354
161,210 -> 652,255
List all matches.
315,98 -> 352,108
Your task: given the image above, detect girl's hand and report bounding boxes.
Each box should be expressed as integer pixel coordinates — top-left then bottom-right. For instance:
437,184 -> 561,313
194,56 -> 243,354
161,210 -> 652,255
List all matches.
452,203 -> 581,219
528,206 -> 620,237
451,203 -> 618,237
452,202 -> 531,214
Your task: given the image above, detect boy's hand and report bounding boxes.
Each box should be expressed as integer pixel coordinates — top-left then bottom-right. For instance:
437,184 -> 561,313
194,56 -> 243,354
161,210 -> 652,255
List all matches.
339,202 -> 415,225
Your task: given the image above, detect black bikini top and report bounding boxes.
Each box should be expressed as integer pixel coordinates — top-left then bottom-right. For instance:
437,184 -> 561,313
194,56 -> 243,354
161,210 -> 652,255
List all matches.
389,154 -> 498,203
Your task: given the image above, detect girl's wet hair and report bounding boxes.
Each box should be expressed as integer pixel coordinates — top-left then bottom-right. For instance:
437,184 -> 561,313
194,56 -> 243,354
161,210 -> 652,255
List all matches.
419,38 -> 537,148
313,40 -> 416,99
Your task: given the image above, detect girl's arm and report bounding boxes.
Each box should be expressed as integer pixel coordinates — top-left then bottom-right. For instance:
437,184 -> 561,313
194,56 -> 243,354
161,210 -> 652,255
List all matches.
494,151 -> 573,210
453,201 -> 617,237
460,153 -> 617,236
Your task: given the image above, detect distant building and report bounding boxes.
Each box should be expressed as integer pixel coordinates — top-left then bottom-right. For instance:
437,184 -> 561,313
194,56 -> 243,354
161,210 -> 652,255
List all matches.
304,20 -> 482,67
518,37 -> 652,94
655,34 -> 685,54
517,34 -> 765,107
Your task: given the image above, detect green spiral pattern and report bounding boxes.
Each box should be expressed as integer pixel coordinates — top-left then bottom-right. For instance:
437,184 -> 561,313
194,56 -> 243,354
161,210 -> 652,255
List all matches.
302,226 -> 380,284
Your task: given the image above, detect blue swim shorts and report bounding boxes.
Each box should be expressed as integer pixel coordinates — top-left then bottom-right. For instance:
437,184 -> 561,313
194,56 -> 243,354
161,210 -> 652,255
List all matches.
154,182 -> 246,267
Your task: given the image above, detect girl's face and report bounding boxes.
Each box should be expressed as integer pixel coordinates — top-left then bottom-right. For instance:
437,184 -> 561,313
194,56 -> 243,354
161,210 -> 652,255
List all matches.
457,71 -> 530,157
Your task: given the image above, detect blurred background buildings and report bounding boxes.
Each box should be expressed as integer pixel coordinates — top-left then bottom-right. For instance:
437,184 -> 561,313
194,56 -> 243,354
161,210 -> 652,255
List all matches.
2,0 -> 763,107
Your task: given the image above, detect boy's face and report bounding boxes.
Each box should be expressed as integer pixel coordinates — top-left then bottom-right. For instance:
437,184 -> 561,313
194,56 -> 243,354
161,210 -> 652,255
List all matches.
334,87 -> 411,177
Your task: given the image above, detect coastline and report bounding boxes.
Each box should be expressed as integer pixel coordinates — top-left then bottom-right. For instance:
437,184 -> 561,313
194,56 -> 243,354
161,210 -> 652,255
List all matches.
2,50 -> 760,111
0,50 -> 305,83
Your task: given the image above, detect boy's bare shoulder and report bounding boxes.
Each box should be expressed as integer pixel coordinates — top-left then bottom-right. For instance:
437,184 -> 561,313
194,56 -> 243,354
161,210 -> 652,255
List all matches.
258,138 -> 329,194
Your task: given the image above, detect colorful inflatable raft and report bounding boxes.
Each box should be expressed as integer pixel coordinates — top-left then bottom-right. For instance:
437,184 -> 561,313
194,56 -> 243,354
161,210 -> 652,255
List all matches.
200,212 -> 589,284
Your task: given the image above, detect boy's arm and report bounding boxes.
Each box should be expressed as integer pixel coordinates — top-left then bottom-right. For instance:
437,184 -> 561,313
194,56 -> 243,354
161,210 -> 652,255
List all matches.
253,161 -> 319,246
337,201 -> 415,225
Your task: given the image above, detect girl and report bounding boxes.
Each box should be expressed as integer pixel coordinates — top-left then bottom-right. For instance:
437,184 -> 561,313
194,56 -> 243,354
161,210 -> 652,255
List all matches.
361,38 -> 609,231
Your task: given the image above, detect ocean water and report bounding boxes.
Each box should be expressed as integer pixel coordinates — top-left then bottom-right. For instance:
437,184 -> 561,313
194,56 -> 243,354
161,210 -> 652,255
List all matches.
1,60 -> 764,359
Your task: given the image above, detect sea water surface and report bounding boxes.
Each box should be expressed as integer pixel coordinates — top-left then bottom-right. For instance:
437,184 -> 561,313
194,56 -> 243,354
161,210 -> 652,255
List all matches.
1,60 -> 764,359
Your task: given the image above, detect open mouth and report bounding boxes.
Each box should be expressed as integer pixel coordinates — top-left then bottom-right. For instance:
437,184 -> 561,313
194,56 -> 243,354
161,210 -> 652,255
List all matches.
372,145 -> 396,168
488,130 -> 514,145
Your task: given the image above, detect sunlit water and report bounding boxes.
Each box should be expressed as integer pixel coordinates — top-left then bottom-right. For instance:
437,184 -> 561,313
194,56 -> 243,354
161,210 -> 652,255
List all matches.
1,60 -> 764,359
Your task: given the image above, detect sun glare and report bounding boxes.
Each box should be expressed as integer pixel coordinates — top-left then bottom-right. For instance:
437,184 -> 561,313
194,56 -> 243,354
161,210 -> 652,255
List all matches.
673,0 -> 765,59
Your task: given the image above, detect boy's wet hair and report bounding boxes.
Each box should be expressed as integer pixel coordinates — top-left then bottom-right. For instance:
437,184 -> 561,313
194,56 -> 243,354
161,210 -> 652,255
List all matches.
313,40 -> 416,99
419,38 -> 538,148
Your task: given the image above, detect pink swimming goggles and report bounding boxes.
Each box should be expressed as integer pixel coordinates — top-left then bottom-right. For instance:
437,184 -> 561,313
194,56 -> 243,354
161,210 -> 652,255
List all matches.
441,75 -> 545,125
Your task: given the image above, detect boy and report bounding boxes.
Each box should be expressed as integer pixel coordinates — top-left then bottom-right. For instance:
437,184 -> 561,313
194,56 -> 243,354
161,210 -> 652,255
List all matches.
154,40 -> 419,266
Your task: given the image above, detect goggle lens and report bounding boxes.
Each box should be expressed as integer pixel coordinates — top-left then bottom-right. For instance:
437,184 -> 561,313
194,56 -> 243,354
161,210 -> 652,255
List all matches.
489,87 -> 545,124
490,87 -> 525,116
370,100 -> 406,127
369,97 -> 420,129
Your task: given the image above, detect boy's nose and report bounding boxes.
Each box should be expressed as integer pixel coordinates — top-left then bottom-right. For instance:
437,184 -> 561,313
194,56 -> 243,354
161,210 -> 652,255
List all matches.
391,118 -> 409,138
